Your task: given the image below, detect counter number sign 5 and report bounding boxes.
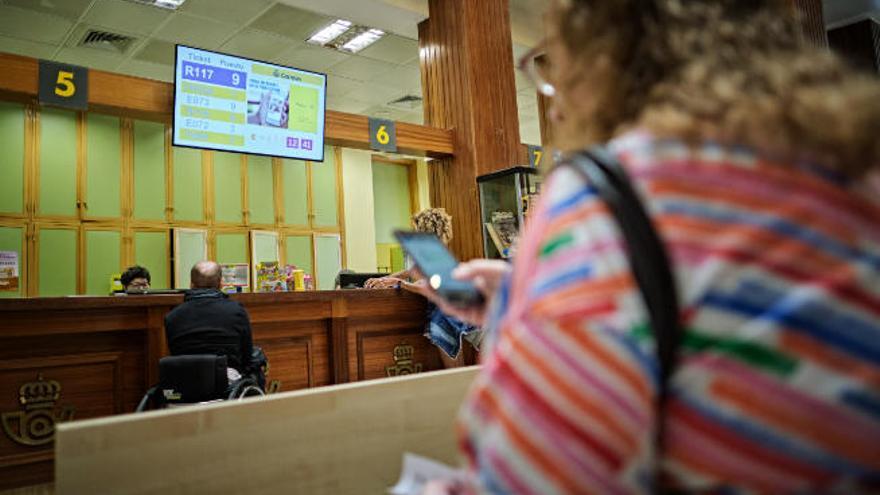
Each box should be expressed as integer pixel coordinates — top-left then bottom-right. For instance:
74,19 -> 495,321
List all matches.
39,60 -> 88,111
369,117 -> 398,153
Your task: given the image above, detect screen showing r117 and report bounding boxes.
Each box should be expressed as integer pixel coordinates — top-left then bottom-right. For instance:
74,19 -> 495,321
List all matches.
172,45 -> 327,161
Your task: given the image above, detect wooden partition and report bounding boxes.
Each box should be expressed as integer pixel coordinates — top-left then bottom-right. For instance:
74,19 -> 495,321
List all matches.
56,367 -> 477,494
0,290 -> 443,490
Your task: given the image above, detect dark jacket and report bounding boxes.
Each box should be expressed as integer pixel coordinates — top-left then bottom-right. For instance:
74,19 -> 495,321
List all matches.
164,289 -> 254,375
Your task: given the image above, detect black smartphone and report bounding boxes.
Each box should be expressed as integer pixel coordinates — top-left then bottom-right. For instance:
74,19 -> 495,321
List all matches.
394,230 -> 485,308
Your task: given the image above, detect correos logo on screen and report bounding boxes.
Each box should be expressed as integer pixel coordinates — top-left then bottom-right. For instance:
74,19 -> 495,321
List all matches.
173,45 -> 327,161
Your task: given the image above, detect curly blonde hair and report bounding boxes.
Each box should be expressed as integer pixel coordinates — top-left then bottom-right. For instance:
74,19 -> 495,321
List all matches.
548,0 -> 880,176
413,208 -> 453,244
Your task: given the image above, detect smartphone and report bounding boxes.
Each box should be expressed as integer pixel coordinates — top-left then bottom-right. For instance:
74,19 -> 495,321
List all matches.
394,230 -> 484,308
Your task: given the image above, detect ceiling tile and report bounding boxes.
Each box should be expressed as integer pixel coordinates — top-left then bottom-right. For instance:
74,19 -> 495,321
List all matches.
153,12 -> 237,49
219,29 -> 290,62
277,43 -> 347,73
250,4 -> 331,41
0,34 -> 57,59
0,6 -> 74,44
343,81 -> 404,105
133,39 -> 176,65
358,34 -> 418,65
397,110 -> 423,125
369,63 -> 421,93
181,0 -> 272,25
328,55 -> 398,82
326,96 -> 371,114
326,74 -> 363,99
519,118 -> 541,147
515,69 -> 535,93
54,46 -> 125,72
82,0 -> 171,36
117,59 -> 174,82
517,91 -> 538,111
4,0 -> 94,20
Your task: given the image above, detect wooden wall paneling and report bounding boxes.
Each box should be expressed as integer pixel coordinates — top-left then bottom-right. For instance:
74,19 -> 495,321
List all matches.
329,296 -> 349,384
0,53 -> 453,157
793,0 -> 828,47
418,0 -> 522,260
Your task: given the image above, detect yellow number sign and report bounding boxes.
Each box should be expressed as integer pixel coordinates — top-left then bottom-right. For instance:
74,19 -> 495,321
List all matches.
54,71 -> 76,97
376,125 -> 390,145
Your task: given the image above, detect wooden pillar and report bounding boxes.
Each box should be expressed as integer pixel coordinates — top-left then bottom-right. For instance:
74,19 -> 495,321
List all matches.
419,0 -> 522,260
793,0 -> 828,47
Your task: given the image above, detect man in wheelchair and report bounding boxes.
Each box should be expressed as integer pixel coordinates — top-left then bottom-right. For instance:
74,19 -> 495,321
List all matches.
139,261 -> 265,410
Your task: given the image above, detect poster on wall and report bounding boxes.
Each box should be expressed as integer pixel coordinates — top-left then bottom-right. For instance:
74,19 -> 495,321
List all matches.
0,251 -> 19,292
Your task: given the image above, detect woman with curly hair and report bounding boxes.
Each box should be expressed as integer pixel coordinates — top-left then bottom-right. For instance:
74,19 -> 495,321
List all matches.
365,208 -> 482,368
416,0 -> 880,493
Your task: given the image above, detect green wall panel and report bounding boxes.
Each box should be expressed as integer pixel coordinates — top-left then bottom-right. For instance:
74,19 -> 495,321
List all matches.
134,231 -> 169,290
371,161 -> 412,244
39,108 -> 78,217
172,147 -> 203,222
38,228 -> 77,296
315,235 -> 341,290
285,235 -> 312,276
248,155 -> 274,225
0,226 -> 23,298
252,231 -> 278,265
85,113 -> 121,218
85,230 -> 120,295
216,233 -> 247,264
175,229 -> 207,288
214,152 -> 242,224
133,120 -> 166,221
311,146 -> 338,227
282,159 -> 308,225
0,103 -> 25,214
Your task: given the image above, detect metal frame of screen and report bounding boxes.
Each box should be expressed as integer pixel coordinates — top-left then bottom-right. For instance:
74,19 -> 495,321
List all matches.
171,44 -> 328,162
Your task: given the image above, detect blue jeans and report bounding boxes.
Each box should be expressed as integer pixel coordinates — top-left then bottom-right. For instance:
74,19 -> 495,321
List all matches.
425,303 -> 479,358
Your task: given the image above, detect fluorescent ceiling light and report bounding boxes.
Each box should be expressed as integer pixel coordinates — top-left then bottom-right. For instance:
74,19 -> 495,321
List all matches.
340,28 -> 385,53
127,0 -> 187,10
307,20 -> 353,45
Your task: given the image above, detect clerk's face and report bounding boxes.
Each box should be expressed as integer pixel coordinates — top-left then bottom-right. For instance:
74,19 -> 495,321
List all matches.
126,277 -> 150,290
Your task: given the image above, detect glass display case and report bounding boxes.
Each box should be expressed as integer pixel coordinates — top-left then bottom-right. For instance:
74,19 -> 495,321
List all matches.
477,166 -> 542,259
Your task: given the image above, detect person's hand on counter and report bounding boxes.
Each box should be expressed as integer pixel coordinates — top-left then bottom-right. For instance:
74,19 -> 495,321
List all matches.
364,277 -> 406,289
401,259 -> 511,326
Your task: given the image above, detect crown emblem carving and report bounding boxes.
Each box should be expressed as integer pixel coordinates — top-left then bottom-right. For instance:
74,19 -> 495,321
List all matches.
2,373 -> 75,447
386,343 -> 422,377
19,374 -> 61,409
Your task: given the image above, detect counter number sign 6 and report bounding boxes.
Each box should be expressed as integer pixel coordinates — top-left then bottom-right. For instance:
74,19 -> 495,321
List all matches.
39,60 -> 88,111
369,117 -> 397,153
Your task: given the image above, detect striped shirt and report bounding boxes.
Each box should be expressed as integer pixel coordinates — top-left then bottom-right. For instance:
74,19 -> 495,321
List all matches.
458,132 -> 880,494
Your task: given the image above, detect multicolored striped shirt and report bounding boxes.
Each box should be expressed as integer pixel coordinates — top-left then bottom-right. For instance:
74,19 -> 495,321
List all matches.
458,132 -> 880,494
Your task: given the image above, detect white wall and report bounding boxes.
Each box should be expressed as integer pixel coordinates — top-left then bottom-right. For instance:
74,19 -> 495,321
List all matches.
341,151 -> 432,272
341,148 -> 378,272
416,159 -> 431,211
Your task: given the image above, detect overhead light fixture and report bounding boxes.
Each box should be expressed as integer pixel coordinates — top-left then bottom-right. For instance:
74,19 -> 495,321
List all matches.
307,20 -> 353,46
306,21 -> 385,54
126,0 -> 187,10
340,28 -> 384,53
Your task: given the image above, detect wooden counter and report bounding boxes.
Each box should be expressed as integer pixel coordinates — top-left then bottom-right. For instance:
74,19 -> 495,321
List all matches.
0,290 -> 439,491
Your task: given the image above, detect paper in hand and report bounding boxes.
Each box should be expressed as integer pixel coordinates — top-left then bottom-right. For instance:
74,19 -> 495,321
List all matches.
388,453 -> 465,495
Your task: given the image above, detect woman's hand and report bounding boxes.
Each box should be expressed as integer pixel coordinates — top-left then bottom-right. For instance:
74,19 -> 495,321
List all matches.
364,277 -> 405,289
421,479 -> 466,495
401,259 -> 511,326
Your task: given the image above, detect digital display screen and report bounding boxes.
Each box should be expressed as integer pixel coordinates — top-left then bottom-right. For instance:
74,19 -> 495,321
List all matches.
172,45 -> 327,161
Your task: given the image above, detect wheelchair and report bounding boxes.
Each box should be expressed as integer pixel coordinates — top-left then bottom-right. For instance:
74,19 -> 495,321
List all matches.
136,354 -> 265,412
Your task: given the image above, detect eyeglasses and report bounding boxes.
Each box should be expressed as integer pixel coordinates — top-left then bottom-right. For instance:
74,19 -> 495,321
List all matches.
517,44 -> 555,98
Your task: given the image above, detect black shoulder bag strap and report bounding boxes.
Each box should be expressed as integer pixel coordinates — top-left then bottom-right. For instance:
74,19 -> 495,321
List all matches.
559,146 -> 682,488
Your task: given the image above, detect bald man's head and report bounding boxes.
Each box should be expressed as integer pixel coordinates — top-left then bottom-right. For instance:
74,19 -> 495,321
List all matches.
191,261 -> 222,289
